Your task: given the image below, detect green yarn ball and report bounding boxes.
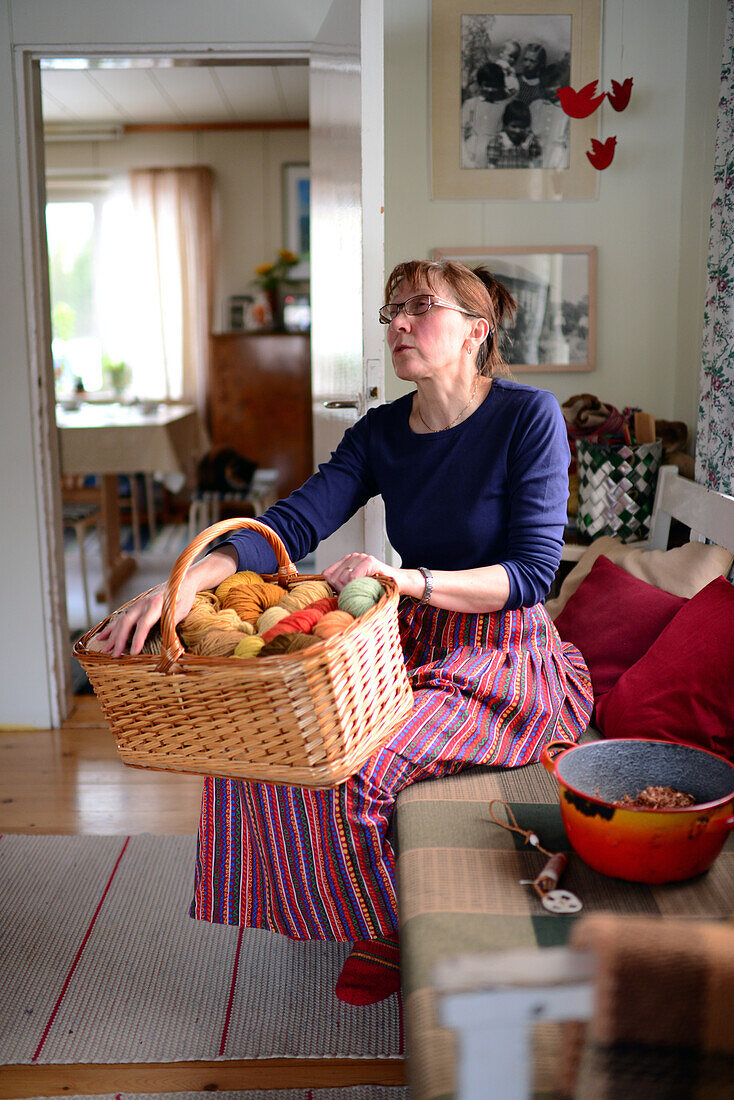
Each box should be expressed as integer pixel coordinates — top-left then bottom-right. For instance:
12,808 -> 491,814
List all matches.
338,576 -> 384,618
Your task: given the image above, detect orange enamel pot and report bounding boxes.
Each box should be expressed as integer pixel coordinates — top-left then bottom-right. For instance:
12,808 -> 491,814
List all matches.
541,739 -> 734,883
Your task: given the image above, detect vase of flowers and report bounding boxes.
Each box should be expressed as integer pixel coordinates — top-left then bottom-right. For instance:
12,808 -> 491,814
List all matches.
252,249 -> 300,330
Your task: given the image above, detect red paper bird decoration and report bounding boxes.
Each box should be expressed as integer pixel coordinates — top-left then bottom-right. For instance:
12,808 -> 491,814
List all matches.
608,77 -> 634,112
556,80 -> 606,118
586,135 -> 617,170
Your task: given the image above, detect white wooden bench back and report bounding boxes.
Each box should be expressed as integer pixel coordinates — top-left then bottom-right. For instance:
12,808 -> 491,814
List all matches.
648,464 -> 734,553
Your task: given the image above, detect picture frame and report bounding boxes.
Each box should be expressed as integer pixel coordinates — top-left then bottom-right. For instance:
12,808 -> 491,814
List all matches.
282,163 -> 310,279
432,245 -> 596,371
431,0 -> 602,200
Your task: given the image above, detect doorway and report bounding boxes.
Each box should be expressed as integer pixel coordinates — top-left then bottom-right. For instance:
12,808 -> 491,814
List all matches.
42,55 -> 313,652
14,0 -> 384,726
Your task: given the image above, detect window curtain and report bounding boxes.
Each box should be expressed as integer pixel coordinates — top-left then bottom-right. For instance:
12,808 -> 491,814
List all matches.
697,2 -> 734,494
127,167 -> 215,418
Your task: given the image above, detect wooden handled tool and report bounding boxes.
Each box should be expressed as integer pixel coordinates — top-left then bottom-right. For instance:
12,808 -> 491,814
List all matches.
633,411 -> 657,444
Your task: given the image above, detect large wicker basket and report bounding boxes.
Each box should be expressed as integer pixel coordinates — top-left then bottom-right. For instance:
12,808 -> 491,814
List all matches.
74,518 -> 414,788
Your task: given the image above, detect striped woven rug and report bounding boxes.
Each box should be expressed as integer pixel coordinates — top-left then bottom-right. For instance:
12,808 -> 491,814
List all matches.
0,835 -> 403,1067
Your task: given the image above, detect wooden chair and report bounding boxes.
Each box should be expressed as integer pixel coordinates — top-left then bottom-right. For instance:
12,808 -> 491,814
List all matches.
187,468 -> 280,541
61,477 -> 108,628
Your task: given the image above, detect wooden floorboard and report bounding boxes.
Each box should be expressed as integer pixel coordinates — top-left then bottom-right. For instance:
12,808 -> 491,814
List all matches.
0,698 -> 202,835
0,1057 -> 407,1096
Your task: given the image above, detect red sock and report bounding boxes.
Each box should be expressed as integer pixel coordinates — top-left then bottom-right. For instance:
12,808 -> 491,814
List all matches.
335,932 -> 401,1005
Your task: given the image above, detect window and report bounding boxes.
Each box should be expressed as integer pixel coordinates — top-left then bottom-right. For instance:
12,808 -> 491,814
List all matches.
47,199 -> 100,395
47,182 -> 138,399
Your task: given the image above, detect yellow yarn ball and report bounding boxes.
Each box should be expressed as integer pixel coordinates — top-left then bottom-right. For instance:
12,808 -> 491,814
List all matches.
232,636 -> 265,659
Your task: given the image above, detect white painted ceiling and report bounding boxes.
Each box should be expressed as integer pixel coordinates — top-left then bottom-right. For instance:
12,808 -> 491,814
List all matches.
41,61 -> 309,126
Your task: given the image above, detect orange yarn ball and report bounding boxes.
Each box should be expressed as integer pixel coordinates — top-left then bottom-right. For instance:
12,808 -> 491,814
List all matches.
219,580 -> 285,625
214,571 -> 263,602
312,610 -> 355,639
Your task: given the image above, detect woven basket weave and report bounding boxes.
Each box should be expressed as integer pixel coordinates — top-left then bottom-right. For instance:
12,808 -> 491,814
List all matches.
576,439 -> 663,543
74,518 -> 414,788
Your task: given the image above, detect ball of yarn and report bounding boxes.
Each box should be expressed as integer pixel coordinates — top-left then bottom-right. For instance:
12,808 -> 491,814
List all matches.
179,602 -> 254,656
279,580 -> 335,613
214,571 -> 263,603
184,627 -> 245,657
312,610 -> 354,639
259,632 -> 318,657
338,576 -> 384,618
232,636 -> 265,659
260,606 -> 327,645
219,579 -> 286,625
196,588 -> 221,612
305,596 -> 339,616
256,604 -> 291,636
139,625 -> 163,656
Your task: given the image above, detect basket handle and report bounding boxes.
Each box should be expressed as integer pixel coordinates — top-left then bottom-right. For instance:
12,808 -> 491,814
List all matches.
157,517 -> 299,672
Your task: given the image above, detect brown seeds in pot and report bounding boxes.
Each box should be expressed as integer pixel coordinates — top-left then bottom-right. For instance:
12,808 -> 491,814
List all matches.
616,785 -> 697,809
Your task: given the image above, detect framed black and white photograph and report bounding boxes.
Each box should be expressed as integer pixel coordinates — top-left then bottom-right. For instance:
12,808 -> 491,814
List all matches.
431,0 -> 602,200
432,245 -> 596,371
282,163 -> 310,279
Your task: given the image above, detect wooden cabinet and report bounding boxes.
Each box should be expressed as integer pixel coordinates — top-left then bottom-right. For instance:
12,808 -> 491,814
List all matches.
208,332 -> 312,499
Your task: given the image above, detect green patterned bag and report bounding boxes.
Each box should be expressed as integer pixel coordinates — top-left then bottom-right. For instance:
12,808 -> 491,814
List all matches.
576,439 -> 663,542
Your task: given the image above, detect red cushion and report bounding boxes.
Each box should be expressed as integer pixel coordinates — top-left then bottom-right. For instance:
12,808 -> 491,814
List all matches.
553,555 -> 687,699
596,577 -> 734,760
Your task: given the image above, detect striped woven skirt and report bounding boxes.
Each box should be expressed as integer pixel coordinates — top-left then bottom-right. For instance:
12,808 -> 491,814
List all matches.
191,600 -> 592,938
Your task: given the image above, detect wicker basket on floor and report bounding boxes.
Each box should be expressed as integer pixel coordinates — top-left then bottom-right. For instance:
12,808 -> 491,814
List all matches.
74,518 -> 414,788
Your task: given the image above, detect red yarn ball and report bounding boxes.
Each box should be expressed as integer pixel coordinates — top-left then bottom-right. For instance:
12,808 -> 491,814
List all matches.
260,606 -> 323,644
305,596 -> 339,616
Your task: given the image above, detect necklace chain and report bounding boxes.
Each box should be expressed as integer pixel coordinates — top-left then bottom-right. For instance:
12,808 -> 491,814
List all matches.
417,374 -> 479,433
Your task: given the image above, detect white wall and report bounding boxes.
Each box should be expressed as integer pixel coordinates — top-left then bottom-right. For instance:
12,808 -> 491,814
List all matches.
46,128 -> 310,327
0,0 -> 726,726
383,0 -> 725,437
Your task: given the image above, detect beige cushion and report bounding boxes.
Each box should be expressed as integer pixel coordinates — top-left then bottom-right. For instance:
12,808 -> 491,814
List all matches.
545,536 -> 734,620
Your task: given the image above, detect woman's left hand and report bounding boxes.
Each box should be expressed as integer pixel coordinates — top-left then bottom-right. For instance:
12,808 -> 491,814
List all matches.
323,552 -> 422,598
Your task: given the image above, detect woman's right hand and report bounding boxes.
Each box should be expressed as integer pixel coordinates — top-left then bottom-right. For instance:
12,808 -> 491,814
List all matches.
93,571 -> 200,657
91,544 -> 239,657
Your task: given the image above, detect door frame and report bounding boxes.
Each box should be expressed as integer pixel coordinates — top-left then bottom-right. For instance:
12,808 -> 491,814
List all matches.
15,26 -> 384,725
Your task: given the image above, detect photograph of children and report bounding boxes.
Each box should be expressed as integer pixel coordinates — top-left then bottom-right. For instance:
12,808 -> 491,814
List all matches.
460,13 -> 572,170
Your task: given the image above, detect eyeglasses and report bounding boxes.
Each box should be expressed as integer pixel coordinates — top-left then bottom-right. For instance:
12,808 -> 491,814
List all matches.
378,294 -> 473,325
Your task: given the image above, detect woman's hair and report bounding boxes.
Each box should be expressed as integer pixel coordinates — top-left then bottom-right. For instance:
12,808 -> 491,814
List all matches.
384,259 -> 517,377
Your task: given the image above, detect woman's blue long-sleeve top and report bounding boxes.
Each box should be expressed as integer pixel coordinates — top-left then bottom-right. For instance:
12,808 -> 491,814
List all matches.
220,379 -> 570,609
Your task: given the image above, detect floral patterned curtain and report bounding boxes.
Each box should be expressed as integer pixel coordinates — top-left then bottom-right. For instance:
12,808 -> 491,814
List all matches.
697,0 -> 734,495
